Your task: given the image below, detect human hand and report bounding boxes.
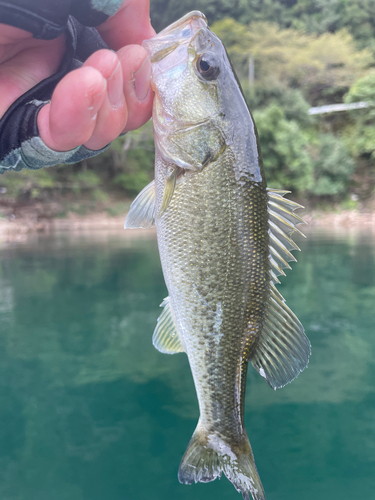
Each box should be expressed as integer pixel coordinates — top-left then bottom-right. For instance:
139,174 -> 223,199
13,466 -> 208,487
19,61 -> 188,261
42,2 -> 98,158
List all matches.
0,0 -> 155,152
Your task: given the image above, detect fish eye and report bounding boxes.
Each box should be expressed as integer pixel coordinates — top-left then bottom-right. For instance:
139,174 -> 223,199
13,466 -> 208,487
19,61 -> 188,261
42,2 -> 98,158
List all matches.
196,53 -> 220,81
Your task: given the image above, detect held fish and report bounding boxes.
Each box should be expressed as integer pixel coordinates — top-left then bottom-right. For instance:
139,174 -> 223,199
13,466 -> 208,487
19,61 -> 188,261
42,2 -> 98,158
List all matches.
125,11 -> 311,500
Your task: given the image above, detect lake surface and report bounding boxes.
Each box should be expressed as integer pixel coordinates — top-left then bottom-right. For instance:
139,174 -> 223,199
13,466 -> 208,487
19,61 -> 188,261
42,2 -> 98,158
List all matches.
0,228 -> 374,500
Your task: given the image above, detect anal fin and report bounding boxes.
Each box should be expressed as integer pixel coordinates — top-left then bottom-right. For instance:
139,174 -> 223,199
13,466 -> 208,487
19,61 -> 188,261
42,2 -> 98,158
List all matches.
153,297 -> 185,354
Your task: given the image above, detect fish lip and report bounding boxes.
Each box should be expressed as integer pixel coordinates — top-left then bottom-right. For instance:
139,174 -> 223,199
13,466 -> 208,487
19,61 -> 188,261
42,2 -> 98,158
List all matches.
156,11 -> 207,37
142,11 -> 208,62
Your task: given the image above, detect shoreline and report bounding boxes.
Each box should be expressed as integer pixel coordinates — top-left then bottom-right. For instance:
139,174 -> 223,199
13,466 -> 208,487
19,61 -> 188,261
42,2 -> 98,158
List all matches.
302,209 -> 375,230
0,211 -> 156,244
1,208 -> 375,245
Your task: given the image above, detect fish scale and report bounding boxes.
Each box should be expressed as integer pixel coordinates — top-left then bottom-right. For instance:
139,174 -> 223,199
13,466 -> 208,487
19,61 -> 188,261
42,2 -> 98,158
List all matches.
125,10 -> 311,500
157,147 -> 269,449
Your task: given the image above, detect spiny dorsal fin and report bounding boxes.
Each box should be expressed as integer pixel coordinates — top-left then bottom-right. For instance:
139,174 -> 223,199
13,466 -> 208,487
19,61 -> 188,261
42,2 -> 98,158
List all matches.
248,189 -> 310,389
124,180 -> 155,229
267,188 -> 306,281
249,285 -> 311,389
153,297 -> 185,354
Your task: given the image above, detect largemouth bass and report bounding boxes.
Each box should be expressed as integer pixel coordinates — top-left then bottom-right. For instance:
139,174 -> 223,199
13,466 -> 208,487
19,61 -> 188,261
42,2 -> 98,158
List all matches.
125,11 -> 311,500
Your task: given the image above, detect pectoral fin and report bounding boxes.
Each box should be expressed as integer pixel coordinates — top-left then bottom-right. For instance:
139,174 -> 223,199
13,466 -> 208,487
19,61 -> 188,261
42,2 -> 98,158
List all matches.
153,297 -> 185,354
124,180 -> 156,229
158,168 -> 179,218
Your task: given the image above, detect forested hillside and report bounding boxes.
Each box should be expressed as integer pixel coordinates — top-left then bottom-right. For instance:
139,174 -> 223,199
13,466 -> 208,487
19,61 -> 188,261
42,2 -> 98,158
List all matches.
151,0 -> 375,52
2,0 -> 375,213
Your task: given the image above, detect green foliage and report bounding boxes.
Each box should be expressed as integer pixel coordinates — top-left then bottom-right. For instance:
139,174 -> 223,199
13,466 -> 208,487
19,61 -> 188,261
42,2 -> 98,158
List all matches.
0,168 -> 54,199
114,171 -> 151,195
343,73 -> 375,159
343,123 -> 375,159
4,6 -> 375,209
335,0 -> 375,53
253,105 -> 355,199
253,104 -> 314,193
244,85 -> 313,126
106,202 -> 131,217
213,18 -> 372,104
150,0 -> 248,32
345,72 -> 375,103
92,189 -> 109,202
151,0 -> 375,54
288,0 -> 342,34
110,123 -> 155,196
310,134 -> 355,196
74,170 -> 101,189
340,196 -> 359,211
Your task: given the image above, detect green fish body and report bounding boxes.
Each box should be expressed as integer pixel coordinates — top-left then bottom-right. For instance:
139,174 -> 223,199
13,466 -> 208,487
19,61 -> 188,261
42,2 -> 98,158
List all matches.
125,11 -> 311,500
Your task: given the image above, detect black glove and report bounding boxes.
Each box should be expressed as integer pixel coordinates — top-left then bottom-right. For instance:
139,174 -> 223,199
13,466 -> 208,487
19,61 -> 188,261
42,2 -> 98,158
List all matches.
0,0 -> 113,40
0,0 -> 122,174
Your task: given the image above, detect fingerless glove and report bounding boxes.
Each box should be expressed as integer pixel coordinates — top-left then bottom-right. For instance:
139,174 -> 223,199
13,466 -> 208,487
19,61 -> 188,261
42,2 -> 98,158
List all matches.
0,0 -> 122,174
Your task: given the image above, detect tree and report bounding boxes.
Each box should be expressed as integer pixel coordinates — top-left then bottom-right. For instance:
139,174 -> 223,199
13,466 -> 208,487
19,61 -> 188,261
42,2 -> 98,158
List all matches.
150,0 -> 247,32
332,73 -> 375,198
343,73 -> 375,160
212,18 -> 372,104
310,134 -> 355,196
253,104 -> 314,193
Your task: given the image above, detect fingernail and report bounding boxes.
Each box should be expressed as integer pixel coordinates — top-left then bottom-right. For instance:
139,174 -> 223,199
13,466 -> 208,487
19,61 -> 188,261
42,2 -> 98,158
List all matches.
134,57 -> 151,101
108,61 -> 124,108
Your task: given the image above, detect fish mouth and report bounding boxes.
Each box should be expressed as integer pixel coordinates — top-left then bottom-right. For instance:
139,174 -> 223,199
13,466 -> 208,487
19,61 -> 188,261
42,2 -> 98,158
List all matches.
157,10 -> 207,36
143,11 -> 208,63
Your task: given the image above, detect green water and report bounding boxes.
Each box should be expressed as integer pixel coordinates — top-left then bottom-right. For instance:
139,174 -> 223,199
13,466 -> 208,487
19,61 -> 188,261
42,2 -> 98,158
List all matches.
0,229 -> 374,500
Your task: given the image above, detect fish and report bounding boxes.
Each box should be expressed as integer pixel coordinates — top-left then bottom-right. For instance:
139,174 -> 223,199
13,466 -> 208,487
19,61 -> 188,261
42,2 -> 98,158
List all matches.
124,11 -> 311,500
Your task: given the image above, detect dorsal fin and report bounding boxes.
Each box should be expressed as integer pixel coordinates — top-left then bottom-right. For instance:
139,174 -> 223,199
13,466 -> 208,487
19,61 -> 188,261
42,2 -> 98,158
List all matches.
267,189 -> 306,282
248,189 -> 310,389
153,297 -> 185,354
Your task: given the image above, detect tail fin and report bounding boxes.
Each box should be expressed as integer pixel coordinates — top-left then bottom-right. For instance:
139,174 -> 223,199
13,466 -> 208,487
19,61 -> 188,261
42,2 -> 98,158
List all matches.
178,425 -> 266,500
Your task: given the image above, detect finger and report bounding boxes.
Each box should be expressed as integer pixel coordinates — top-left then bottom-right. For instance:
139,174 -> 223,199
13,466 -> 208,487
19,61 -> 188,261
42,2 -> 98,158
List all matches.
97,0 -> 156,50
85,46 -> 153,148
0,34 -> 65,119
82,50 -> 128,150
118,44 -> 153,133
0,24 -> 32,45
37,66 -> 107,151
